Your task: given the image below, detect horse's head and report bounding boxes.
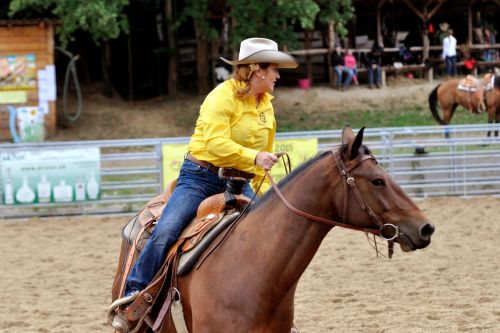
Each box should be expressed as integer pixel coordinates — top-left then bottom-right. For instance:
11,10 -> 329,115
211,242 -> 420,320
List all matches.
335,126 -> 434,252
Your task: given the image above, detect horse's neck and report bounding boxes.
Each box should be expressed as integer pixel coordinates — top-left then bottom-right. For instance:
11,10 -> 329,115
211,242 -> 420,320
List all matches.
235,164 -> 338,295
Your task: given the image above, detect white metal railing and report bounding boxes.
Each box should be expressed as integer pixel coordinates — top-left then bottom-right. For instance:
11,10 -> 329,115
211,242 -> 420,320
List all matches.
1,123 -> 499,218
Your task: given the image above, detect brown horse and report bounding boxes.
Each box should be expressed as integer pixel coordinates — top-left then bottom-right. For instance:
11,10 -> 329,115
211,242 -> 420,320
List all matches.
115,126 -> 435,333
429,75 -> 500,136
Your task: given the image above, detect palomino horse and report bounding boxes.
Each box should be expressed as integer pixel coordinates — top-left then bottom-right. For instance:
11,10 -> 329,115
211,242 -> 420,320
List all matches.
429,74 -> 500,136
115,126 -> 435,333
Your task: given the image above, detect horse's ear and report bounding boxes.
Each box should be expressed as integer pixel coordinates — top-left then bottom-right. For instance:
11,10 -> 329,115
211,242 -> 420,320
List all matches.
342,125 -> 355,146
350,127 -> 365,160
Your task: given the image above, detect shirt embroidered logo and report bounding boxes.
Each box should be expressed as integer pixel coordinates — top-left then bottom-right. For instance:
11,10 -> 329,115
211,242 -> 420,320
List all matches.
259,112 -> 266,123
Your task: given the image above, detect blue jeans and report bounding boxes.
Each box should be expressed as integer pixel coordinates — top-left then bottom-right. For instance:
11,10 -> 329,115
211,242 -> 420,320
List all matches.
445,56 -> 457,76
368,65 -> 381,85
125,158 -> 255,295
334,66 -> 353,88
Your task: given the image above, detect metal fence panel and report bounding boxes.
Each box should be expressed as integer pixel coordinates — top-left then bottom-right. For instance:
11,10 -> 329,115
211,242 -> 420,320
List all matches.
1,124 -> 499,218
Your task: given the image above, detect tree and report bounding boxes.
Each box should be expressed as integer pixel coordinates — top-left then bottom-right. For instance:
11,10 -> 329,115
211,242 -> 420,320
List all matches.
226,0 -> 319,51
175,0 -> 354,94
9,0 -> 130,97
226,0 -> 353,51
175,0 -> 219,95
9,0 -> 129,47
225,0 -> 353,83
315,0 -> 354,38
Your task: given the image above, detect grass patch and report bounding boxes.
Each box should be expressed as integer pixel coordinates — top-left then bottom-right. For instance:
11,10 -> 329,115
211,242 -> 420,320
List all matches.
276,104 -> 489,132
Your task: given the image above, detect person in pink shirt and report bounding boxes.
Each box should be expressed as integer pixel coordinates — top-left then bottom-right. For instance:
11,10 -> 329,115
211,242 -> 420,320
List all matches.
343,50 -> 358,85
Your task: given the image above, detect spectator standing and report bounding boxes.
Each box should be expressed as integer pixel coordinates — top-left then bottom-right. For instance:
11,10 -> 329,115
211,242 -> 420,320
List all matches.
331,45 -> 353,91
366,43 -> 383,88
343,50 -> 358,85
483,27 -> 497,62
442,28 -> 457,77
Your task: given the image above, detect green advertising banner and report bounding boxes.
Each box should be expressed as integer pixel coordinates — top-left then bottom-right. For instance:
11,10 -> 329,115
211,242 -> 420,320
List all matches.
0,148 -> 100,205
161,138 -> 318,188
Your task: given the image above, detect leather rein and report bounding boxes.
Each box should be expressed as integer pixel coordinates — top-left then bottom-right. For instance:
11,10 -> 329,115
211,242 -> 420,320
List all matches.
266,151 -> 398,257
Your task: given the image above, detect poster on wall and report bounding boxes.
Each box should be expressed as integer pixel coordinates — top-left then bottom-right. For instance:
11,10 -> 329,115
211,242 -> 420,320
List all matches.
16,106 -> 45,142
161,138 -> 318,188
0,148 -> 100,205
0,54 -> 37,91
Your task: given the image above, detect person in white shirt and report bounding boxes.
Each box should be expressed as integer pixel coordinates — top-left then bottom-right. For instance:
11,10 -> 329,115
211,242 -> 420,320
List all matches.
442,28 -> 457,77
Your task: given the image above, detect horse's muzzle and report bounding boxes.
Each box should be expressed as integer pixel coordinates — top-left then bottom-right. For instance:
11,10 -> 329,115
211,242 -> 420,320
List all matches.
397,222 -> 435,251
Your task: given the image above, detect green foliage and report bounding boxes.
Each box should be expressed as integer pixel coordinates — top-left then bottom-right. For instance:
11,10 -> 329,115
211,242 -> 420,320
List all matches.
315,0 -> 354,37
9,0 -> 129,47
226,0 -> 353,51
276,0 -> 319,31
176,0 -> 218,40
226,0 -> 319,50
275,104 -> 488,133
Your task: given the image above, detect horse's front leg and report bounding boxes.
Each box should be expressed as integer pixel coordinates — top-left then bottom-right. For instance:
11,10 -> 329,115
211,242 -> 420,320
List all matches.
442,106 -> 456,139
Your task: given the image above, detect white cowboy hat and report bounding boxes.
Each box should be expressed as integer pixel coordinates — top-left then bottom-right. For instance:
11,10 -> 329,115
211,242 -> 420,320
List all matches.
220,37 -> 298,69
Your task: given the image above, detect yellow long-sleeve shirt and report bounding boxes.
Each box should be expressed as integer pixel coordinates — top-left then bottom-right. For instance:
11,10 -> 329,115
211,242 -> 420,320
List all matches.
188,79 -> 276,194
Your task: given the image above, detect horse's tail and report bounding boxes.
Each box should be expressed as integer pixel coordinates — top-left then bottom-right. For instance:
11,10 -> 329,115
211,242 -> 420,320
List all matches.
428,84 -> 445,125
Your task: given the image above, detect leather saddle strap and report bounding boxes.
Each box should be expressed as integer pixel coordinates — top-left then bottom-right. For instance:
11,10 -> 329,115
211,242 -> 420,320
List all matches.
117,221 -> 150,298
171,298 -> 189,333
127,239 -> 183,321
152,251 -> 181,332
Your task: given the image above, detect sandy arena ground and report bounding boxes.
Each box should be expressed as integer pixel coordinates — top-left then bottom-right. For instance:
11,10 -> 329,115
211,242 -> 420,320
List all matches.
1,196 -> 499,333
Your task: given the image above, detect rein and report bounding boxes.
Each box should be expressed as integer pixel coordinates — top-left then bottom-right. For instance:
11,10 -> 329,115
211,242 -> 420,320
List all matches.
266,151 -> 397,257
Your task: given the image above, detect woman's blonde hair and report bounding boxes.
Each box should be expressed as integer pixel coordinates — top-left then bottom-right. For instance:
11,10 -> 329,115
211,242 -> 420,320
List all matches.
233,63 -> 270,100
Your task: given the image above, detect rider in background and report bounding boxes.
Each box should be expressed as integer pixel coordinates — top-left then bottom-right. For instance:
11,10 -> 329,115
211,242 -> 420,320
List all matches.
111,37 -> 298,332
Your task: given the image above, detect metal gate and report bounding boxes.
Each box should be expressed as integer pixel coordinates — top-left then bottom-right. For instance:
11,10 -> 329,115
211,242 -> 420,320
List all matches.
1,124 -> 499,219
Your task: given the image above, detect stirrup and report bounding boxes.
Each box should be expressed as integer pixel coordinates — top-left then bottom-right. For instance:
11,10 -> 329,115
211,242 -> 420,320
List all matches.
106,291 -> 140,327
111,309 -> 132,332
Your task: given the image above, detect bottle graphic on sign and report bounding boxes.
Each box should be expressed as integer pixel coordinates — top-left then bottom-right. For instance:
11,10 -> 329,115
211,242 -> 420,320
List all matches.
16,175 -> 36,204
4,168 -> 14,205
75,179 -> 86,201
53,180 -> 73,202
86,171 -> 99,200
37,174 -> 52,203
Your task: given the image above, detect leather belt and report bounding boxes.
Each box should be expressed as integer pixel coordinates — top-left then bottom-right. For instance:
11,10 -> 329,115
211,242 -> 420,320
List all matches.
185,153 -> 255,179
185,152 -> 220,174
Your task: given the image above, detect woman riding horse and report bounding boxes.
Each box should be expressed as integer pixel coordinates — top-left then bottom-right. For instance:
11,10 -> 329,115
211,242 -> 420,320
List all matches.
110,37 -> 298,332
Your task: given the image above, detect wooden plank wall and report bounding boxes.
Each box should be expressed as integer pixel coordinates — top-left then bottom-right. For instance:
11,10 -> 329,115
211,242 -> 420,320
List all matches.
0,22 -> 55,142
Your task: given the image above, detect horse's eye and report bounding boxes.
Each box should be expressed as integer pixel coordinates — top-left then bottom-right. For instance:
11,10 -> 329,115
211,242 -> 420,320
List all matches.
372,178 -> 385,186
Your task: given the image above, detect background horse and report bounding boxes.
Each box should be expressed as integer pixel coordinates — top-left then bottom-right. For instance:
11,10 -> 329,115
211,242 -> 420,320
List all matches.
429,75 -> 500,136
148,126 -> 434,333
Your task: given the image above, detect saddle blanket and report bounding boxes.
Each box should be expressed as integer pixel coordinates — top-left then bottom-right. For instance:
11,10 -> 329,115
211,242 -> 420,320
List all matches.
458,74 -> 494,92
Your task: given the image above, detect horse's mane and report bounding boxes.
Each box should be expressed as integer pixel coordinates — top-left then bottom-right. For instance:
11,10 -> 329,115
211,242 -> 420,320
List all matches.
247,150 -> 334,211
495,75 -> 500,89
245,141 -> 372,213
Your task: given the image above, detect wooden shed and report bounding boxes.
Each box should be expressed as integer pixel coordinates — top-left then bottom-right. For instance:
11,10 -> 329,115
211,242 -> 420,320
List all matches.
0,19 -> 56,142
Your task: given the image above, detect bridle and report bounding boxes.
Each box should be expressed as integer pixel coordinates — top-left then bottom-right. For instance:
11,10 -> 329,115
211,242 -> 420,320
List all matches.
266,151 -> 398,257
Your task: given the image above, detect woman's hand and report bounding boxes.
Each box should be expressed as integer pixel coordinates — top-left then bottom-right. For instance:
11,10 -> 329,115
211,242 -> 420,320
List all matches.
255,152 -> 278,171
